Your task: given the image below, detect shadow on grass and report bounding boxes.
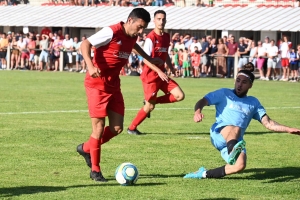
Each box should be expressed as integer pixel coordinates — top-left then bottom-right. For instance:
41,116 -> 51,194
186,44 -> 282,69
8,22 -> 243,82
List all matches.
140,174 -> 185,178
0,182 -> 165,197
228,167 -> 300,183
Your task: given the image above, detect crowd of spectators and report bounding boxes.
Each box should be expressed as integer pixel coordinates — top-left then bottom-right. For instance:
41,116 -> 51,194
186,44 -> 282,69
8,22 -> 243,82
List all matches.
126,33 -> 300,82
0,27 -> 87,73
0,27 -> 299,82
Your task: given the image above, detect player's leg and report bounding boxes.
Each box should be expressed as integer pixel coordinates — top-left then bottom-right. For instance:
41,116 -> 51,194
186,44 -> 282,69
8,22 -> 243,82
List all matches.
156,79 -> 185,104
128,81 -> 158,135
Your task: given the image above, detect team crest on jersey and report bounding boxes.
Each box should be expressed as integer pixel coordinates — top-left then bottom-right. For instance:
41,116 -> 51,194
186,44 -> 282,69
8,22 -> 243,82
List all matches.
154,47 -> 168,52
113,50 -> 130,59
117,40 -> 122,45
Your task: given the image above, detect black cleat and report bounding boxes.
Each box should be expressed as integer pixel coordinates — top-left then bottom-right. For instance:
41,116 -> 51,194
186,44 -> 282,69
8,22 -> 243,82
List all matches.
143,100 -> 151,118
77,143 -> 91,168
127,128 -> 142,135
90,171 -> 108,182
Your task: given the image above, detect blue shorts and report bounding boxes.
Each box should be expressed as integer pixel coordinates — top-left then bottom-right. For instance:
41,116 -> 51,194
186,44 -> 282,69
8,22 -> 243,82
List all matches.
137,55 -> 143,62
210,123 -> 246,163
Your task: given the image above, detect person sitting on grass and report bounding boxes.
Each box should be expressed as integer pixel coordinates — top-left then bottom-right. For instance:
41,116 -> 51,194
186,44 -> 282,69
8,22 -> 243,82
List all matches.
184,62 -> 300,180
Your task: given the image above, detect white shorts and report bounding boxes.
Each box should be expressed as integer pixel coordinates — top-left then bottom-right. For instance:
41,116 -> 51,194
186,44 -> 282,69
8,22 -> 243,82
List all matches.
267,58 -> 280,68
238,57 -> 248,68
39,51 -> 48,63
29,54 -> 35,62
66,52 -> 73,64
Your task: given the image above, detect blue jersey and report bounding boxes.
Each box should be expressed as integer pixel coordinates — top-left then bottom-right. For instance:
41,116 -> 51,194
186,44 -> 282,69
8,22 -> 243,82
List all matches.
205,88 -> 266,139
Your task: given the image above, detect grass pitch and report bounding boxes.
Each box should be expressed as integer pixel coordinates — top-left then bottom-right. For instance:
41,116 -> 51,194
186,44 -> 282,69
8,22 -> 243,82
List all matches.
0,71 -> 300,200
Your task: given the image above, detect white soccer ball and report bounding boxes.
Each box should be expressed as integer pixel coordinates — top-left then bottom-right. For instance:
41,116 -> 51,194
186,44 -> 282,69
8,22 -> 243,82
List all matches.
115,162 -> 139,186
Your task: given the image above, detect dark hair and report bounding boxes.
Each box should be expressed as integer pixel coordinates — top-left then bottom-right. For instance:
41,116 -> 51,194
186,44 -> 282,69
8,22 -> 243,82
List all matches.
128,8 -> 151,23
238,62 -> 255,83
270,39 -> 275,43
154,10 -> 166,17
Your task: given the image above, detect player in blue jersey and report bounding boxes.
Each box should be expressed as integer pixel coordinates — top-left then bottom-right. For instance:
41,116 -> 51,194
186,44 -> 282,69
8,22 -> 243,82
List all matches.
184,62 -> 300,179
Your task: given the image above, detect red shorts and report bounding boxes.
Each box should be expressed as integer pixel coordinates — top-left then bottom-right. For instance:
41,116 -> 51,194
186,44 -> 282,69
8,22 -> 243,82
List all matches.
142,79 -> 179,101
281,58 -> 289,67
85,86 -> 124,118
21,52 -> 29,59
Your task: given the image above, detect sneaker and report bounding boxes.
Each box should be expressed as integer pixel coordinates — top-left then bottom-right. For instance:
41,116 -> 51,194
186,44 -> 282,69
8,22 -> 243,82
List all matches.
90,171 -> 108,182
265,77 -> 269,81
259,77 -> 265,80
183,167 -> 207,179
79,69 -> 84,73
77,143 -> 91,168
69,68 -> 73,72
228,140 -> 246,165
283,78 -> 289,82
127,128 -> 142,135
143,100 -> 150,118
83,69 -> 87,73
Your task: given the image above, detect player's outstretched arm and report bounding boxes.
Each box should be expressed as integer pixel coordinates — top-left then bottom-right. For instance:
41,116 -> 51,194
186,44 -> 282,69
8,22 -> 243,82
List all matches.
194,98 -> 209,123
261,115 -> 300,135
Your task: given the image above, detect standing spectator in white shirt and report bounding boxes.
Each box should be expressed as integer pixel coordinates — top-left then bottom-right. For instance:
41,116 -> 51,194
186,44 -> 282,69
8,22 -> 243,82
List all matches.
265,40 -> 279,81
280,36 -> 290,81
62,34 -> 74,71
189,37 -> 202,53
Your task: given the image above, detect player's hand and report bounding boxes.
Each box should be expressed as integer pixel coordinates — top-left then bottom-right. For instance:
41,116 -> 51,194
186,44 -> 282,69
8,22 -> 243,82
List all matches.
194,112 -> 204,123
89,66 -> 101,78
150,57 -> 164,66
157,70 -> 169,82
287,128 -> 300,135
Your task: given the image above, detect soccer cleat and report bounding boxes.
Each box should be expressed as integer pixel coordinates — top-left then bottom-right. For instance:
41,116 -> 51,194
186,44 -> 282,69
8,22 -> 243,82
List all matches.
183,167 -> 207,179
77,143 -> 91,168
127,128 -> 142,135
90,171 -> 108,182
228,140 -> 246,165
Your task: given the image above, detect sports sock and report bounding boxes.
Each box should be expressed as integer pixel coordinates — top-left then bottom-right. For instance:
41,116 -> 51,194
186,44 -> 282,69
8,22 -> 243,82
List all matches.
129,108 -> 148,130
156,94 -> 177,104
89,136 -> 101,172
101,126 -> 117,145
227,139 -> 238,154
83,140 -> 90,153
205,165 -> 226,178
187,69 -> 190,77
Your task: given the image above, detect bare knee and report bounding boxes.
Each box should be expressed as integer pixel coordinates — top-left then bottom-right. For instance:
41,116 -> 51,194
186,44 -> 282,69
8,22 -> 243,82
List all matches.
174,91 -> 185,101
144,102 -> 155,113
110,125 -> 123,135
232,162 -> 246,173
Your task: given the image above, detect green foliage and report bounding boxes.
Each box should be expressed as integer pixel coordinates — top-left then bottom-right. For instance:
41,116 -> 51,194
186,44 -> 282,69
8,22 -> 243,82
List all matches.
0,71 -> 299,200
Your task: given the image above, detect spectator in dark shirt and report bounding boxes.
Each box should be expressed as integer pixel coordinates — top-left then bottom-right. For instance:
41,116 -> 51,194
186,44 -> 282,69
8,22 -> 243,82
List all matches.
209,38 -> 218,77
237,37 -> 249,71
200,35 -> 209,77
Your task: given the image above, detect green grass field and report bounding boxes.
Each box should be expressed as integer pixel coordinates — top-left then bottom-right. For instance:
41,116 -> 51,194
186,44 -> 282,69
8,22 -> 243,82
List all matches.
0,71 -> 300,200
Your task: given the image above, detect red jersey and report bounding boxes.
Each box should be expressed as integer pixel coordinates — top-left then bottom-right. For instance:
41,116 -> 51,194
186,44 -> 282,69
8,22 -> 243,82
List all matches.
85,22 -> 137,92
141,30 -> 170,83
191,52 -> 201,66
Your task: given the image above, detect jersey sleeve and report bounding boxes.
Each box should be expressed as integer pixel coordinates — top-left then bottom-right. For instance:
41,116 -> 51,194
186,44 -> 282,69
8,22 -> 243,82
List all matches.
87,27 -> 113,49
143,38 -> 153,56
204,89 -> 224,106
252,100 -> 267,122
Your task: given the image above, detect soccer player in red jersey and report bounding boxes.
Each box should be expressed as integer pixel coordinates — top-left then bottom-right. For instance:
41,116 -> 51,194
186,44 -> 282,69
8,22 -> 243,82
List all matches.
127,10 -> 185,135
76,8 -> 163,182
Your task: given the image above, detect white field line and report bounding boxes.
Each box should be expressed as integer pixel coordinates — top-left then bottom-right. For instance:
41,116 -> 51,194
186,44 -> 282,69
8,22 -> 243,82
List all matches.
0,107 -> 300,115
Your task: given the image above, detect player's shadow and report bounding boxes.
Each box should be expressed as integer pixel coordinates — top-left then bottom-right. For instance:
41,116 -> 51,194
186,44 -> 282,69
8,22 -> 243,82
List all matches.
139,173 -> 185,179
228,167 -> 300,183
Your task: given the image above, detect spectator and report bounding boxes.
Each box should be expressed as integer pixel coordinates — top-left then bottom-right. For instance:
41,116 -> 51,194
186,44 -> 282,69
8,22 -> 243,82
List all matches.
183,33 -> 192,49
182,47 -> 189,78
39,34 -> 50,71
226,35 -> 238,78
289,48 -> 298,82
191,46 -> 201,78
18,36 -> 29,70
173,48 -> 180,77
209,38 -> 217,77
51,35 -> 63,72
10,35 -> 19,70
280,36 -> 290,81
265,39 -> 279,81
171,33 -> 180,46
34,34 -> 41,69
136,35 -> 144,71
248,40 -> 257,68
262,36 -> 271,76
174,39 -> 185,52
57,30 -> 64,40
200,35 -> 209,77
73,36 -> 80,72
155,0 -> 163,6
62,34 -> 74,71
77,36 -> 87,73
189,37 -> 201,53
0,33 -> 9,70
256,40 -> 266,80
216,38 -> 228,78
237,37 -> 249,71
28,36 -> 36,70
196,0 -> 205,6
223,35 -> 228,45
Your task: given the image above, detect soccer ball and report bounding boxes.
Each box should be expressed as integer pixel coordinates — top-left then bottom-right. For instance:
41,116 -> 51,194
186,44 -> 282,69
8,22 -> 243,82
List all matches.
115,162 -> 139,186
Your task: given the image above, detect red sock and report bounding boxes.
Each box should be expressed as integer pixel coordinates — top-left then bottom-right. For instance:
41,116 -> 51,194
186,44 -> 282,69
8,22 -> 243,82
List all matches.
101,126 -> 117,145
83,141 -> 90,153
156,94 -> 177,104
89,136 -> 101,172
129,108 -> 148,130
